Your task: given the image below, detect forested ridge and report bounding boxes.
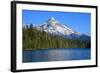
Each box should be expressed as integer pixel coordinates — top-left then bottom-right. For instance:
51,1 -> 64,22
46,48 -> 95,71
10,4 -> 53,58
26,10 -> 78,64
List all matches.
23,24 -> 90,50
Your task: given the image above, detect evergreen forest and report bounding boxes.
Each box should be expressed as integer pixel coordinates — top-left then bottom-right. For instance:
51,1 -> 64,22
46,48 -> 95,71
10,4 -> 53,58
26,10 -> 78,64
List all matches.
23,24 -> 91,50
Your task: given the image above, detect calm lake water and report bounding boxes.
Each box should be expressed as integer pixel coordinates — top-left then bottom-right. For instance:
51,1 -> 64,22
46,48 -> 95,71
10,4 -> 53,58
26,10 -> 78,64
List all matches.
23,48 -> 91,63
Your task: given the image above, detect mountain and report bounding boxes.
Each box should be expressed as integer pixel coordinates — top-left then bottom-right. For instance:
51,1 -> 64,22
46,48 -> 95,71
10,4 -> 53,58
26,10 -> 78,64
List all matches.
23,17 -> 91,49
35,17 -> 90,40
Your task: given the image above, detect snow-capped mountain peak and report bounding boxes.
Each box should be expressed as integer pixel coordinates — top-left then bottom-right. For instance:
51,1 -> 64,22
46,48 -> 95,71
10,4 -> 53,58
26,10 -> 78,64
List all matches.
48,17 -> 57,22
47,17 -> 59,26
35,17 -> 84,39
50,17 -> 55,21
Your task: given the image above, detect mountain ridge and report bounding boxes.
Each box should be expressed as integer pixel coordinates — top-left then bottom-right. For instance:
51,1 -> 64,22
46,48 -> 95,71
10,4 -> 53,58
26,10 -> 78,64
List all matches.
34,17 -> 90,40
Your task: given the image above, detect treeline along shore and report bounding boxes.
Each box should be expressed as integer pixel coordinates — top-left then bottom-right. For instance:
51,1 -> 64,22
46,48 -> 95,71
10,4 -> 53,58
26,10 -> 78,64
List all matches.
23,24 -> 91,50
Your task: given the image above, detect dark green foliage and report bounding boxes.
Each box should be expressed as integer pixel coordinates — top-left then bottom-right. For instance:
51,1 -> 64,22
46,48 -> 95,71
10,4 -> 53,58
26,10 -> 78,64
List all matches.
23,24 -> 91,50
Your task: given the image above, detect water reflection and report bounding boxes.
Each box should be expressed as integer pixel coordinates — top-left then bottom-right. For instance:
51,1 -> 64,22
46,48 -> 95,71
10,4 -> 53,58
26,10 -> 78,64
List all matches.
23,48 -> 90,63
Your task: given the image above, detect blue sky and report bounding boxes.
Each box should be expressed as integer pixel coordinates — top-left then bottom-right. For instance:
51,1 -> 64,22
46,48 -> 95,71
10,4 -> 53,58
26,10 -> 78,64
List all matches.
22,10 -> 91,36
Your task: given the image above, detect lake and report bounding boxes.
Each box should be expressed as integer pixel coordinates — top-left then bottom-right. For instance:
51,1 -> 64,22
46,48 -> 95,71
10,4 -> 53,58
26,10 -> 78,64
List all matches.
23,48 -> 91,63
